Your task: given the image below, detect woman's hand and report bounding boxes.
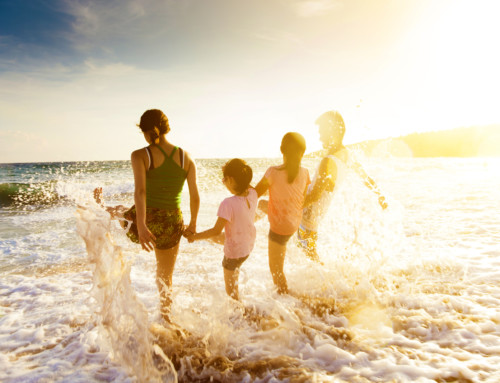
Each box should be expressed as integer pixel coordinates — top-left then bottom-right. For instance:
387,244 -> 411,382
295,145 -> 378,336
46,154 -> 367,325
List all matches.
183,223 -> 196,238
137,223 -> 156,252
183,225 -> 197,243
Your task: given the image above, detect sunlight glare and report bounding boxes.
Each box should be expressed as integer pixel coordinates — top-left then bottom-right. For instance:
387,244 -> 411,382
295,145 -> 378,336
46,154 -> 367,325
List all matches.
429,0 -> 500,124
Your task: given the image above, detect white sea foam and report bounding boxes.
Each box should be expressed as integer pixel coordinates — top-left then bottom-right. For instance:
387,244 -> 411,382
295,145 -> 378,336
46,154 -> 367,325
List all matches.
1,157 -> 500,382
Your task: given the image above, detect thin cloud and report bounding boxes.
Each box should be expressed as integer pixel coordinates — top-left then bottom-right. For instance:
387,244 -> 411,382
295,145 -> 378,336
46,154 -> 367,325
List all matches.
293,0 -> 343,17
253,30 -> 303,46
0,35 -> 12,46
0,130 -> 48,146
83,59 -> 136,76
62,0 -> 179,40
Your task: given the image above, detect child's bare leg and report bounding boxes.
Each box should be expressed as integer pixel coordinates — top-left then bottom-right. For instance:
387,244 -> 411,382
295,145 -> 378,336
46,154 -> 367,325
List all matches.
254,199 -> 268,221
257,199 -> 268,215
268,239 -> 288,294
93,187 -> 126,218
155,244 -> 179,323
93,187 -> 104,205
107,205 -> 127,219
224,267 -> 240,300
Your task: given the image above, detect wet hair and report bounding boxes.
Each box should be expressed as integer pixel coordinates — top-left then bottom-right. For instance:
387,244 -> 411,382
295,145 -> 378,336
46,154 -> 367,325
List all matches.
137,109 -> 170,144
223,158 -> 253,195
316,110 -> 346,142
280,132 -> 306,183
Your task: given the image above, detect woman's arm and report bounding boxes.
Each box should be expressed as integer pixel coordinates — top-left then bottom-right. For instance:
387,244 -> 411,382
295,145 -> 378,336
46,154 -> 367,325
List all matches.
187,217 -> 226,243
303,157 -> 337,208
184,152 -> 200,235
131,149 -> 156,252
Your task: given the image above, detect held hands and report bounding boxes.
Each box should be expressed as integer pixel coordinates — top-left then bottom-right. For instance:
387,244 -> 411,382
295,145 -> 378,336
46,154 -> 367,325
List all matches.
186,233 -> 196,243
183,224 -> 197,243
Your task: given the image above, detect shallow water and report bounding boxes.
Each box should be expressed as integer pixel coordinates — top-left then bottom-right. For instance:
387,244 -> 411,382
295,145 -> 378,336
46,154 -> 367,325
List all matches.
1,157 -> 500,382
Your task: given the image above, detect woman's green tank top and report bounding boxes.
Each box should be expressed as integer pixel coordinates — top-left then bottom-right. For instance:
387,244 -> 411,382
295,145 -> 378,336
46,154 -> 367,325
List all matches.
146,145 -> 187,209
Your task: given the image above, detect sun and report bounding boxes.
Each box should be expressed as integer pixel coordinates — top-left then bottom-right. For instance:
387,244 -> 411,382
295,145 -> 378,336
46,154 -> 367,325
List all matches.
424,0 -> 500,126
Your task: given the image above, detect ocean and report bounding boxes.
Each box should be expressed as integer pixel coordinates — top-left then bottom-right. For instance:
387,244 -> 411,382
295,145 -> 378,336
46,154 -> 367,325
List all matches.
1,156 -> 499,382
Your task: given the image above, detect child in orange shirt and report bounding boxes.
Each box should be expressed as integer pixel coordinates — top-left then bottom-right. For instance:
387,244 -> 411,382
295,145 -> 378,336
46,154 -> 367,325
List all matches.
255,132 -> 310,294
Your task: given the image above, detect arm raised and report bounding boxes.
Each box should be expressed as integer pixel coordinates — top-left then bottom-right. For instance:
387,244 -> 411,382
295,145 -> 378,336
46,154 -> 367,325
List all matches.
351,161 -> 388,209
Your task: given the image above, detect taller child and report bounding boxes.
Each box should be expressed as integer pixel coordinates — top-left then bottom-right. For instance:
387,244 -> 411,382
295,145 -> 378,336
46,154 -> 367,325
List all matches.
255,133 -> 310,294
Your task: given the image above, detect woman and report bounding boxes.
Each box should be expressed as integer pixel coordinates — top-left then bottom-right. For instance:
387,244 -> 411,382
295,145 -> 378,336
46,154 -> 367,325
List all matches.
298,110 -> 387,262
99,109 -> 200,322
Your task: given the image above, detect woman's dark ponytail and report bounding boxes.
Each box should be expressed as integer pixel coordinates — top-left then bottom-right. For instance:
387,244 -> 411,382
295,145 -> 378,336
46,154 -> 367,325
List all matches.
137,109 -> 170,143
150,127 -> 160,144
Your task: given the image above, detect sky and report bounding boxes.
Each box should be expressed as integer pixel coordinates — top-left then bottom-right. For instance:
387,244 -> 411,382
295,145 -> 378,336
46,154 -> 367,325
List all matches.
0,0 -> 499,162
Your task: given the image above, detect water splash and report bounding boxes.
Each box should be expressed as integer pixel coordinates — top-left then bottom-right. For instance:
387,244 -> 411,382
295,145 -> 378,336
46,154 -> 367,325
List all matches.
75,205 -> 176,382
4,158 -> 500,381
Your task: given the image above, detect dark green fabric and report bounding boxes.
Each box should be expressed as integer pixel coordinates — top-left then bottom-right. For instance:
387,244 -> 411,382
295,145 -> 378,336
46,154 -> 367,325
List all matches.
145,145 -> 187,209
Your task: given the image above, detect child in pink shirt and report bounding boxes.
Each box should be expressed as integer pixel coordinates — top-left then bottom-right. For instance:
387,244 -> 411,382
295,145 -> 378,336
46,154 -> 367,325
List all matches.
255,132 -> 310,294
187,159 -> 257,300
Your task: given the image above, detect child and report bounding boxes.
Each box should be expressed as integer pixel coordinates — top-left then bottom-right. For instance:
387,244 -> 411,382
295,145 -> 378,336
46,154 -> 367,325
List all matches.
186,159 -> 257,301
299,110 -> 387,262
255,132 -> 310,294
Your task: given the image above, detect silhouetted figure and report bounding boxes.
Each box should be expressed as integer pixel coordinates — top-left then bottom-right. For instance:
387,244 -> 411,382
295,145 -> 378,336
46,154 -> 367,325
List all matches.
299,111 -> 387,262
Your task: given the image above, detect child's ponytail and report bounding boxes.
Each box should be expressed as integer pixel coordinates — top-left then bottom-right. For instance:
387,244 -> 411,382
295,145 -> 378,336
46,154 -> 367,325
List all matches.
280,132 -> 306,183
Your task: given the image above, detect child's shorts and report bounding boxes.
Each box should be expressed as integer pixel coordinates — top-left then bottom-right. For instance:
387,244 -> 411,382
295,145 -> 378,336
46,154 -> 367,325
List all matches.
123,206 -> 184,250
268,230 -> 293,246
297,224 -> 318,253
222,255 -> 249,271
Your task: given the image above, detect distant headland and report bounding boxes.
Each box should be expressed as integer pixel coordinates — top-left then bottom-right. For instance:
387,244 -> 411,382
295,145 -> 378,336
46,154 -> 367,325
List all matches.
308,125 -> 500,158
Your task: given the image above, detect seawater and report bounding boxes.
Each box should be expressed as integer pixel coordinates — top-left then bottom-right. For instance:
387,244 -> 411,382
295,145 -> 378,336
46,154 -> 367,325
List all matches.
1,157 -> 500,382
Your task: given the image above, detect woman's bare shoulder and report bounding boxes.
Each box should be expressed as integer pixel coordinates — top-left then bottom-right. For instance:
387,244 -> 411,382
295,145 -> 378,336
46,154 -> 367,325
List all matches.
180,149 -> 198,174
182,149 -> 195,165
131,147 -> 148,160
